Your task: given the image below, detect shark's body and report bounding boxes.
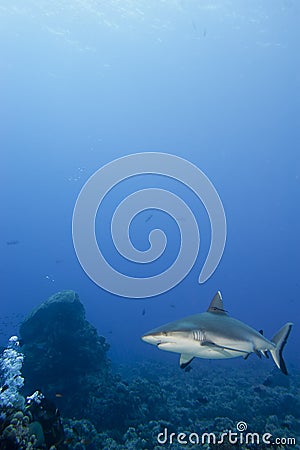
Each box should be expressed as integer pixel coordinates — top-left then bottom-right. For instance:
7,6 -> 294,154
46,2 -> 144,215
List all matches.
142,292 -> 293,374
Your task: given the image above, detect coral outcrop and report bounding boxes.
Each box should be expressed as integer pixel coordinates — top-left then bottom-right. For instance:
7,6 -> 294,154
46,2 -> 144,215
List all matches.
19,291 -> 134,431
20,290 -> 109,391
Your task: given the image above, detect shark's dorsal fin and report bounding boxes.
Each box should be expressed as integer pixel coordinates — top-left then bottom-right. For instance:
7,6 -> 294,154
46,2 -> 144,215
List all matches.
207,291 -> 227,314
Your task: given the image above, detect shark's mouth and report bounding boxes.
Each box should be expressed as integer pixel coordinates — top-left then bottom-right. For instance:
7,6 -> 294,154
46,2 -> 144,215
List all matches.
157,341 -> 176,349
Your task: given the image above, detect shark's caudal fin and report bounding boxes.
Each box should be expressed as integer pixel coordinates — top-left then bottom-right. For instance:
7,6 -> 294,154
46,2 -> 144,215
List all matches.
269,323 -> 293,375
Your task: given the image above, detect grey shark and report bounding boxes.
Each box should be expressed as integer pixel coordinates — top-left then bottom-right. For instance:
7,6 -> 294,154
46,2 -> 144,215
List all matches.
141,291 -> 293,374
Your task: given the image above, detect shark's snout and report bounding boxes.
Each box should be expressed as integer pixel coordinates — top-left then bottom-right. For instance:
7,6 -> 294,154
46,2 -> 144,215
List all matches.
141,334 -> 161,345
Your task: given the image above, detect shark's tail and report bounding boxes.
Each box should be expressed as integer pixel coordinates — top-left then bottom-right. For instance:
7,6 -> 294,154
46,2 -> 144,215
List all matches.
269,322 -> 293,375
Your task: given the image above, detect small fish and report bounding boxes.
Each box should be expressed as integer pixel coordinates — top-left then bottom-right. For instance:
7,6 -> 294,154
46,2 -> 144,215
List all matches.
55,393 -> 63,398
6,240 -> 19,246
142,308 -> 146,316
45,275 -> 55,282
170,304 -> 175,308
145,214 -> 153,223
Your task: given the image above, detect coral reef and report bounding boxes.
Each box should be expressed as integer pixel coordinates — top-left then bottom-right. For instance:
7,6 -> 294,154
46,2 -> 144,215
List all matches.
97,361 -> 300,449
0,336 -> 65,449
18,291 -> 140,433
1,291 -> 299,449
0,337 -> 40,449
19,291 -> 111,419
0,336 -> 25,411
0,409 -> 41,449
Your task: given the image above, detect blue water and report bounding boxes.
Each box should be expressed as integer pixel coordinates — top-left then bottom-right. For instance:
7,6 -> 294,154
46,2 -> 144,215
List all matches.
1,0 -> 299,374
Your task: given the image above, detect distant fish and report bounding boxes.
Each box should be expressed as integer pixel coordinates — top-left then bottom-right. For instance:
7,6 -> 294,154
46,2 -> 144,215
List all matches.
145,214 -> 153,223
45,275 -> 55,282
142,308 -> 146,316
170,304 -> 176,309
6,240 -> 19,246
55,393 -> 63,398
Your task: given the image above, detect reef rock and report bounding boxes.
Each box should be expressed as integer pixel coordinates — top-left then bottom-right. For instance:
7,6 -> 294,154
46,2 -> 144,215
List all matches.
19,290 -> 110,402
18,291 -> 140,434
263,368 -> 291,389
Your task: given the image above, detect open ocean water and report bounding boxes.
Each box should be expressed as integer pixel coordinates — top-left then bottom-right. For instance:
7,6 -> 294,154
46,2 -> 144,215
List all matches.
1,1 -> 300,449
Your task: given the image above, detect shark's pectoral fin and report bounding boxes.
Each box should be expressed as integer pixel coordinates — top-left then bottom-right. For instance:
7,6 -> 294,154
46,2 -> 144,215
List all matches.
179,354 -> 194,369
243,353 -> 250,360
